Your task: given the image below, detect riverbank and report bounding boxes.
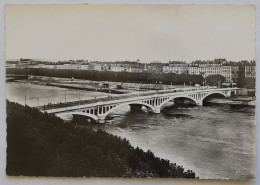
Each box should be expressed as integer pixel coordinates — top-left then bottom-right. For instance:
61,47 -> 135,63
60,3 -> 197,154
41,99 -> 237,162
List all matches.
16,77 -> 128,94
13,75 -> 199,95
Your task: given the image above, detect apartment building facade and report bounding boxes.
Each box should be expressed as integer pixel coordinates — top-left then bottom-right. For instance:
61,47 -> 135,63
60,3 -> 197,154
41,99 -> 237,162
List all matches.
245,65 -> 256,78
220,65 -> 239,83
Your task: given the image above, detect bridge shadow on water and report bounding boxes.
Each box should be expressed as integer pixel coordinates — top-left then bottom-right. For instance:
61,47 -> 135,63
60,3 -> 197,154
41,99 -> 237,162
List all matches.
106,106 -> 182,129
161,102 -> 195,119
72,92 -> 255,126
73,102 -> 197,126
204,100 -> 255,115
71,114 -> 97,126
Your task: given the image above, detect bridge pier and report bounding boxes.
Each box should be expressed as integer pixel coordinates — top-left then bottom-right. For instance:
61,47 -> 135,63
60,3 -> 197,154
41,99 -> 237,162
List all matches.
226,91 -> 231,97
98,118 -> 106,124
195,101 -> 203,106
152,107 -> 161,113
97,115 -> 106,123
130,104 -> 143,112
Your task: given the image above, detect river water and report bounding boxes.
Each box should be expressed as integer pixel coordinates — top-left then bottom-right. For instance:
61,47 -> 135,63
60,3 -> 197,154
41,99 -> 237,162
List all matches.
5,81 -> 108,107
5,81 -> 256,180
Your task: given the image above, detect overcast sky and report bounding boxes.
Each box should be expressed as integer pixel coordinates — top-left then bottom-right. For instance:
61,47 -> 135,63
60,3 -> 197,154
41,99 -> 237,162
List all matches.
5,4 -> 255,63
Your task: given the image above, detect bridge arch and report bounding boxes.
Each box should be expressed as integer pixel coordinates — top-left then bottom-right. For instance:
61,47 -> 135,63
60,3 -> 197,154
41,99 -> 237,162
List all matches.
230,90 -> 237,97
201,92 -> 228,105
101,101 -> 156,119
72,112 -> 98,121
159,95 -> 197,108
202,92 -> 227,101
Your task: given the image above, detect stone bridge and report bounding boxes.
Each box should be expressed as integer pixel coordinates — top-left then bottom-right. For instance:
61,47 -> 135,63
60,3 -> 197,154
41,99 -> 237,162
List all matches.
44,88 -> 239,123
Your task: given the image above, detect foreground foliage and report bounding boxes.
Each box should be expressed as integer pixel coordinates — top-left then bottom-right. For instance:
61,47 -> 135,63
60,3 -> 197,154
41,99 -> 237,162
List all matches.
6,101 -> 196,178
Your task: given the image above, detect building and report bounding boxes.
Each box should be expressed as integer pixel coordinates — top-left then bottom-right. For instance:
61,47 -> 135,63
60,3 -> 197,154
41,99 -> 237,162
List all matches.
131,64 -> 144,73
192,60 -> 224,67
63,64 -> 72,69
245,65 -> 255,78
56,64 -> 66,69
70,64 -> 81,70
162,64 -> 170,73
145,63 -> 163,73
32,64 -> 46,69
122,64 -> 132,72
80,64 -> 89,70
188,65 -> 206,77
220,65 -> 239,83
101,64 -> 110,71
238,65 -> 246,82
89,63 -> 102,71
163,61 -> 188,74
44,65 -> 56,69
110,64 -> 122,72
188,60 -> 222,78
169,62 -> 188,74
205,66 -> 221,77
6,63 -> 17,68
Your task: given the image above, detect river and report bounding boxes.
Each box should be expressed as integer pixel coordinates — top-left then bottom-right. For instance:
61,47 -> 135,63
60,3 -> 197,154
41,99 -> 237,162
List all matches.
5,81 -> 256,180
5,81 -> 108,107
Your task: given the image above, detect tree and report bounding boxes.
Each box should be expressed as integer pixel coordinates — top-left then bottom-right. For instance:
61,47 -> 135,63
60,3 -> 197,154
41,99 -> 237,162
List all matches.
205,75 -> 225,86
6,100 -> 196,178
240,77 -> 255,89
6,68 -> 205,86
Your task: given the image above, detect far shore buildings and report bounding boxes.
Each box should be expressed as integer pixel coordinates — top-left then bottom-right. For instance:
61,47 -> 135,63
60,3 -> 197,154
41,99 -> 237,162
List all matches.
163,61 -> 188,74
245,65 -> 256,78
220,64 -> 239,83
188,61 -> 222,78
6,59 -> 255,83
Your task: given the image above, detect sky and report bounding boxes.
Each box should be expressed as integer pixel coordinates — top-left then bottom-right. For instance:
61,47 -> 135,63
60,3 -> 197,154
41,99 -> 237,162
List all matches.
5,4 -> 256,63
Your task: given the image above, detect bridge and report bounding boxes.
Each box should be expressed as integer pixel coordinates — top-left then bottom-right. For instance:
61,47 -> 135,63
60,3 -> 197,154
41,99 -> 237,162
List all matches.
40,87 -> 239,123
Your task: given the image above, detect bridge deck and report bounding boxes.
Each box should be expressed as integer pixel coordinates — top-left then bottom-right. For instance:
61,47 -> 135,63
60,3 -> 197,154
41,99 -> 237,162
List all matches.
36,87 -> 206,111
38,87 -> 239,114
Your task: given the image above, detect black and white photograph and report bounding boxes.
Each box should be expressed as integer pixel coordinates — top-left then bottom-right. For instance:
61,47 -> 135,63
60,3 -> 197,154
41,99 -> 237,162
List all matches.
4,4 -> 256,181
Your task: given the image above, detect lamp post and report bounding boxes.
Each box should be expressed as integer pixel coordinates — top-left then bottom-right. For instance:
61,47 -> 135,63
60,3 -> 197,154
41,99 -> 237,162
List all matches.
78,91 -> 80,106
65,90 -> 67,104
